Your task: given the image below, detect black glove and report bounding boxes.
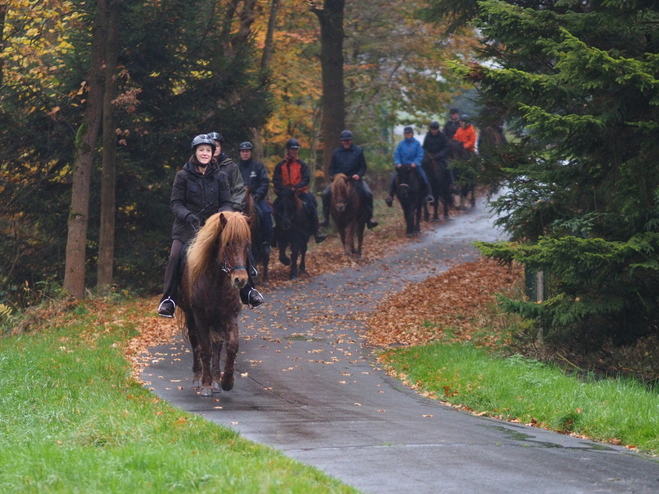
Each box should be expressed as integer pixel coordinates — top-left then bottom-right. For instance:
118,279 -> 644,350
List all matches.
186,213 -> 201,231
252,194 -> 260,203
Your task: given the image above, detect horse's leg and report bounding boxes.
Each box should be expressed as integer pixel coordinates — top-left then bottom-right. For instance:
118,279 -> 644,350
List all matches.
187,315 -> 202,390
339,225 -> 350,256
197,331 -> 214,397
299,241 -> 308,275
356,222 -> 365,258
221,321 -> 239,391
262,254 -> 269,287
347,222 -> 356,256
278,239 -> 290,266
415,203 -> 422,234
211,340 -> 223,393
290,241 -> 299,279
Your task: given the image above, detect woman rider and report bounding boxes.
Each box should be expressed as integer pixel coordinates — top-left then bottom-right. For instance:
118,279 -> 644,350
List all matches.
157,134 -> 262,318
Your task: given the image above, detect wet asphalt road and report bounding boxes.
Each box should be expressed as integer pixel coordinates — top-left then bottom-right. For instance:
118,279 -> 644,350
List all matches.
142,198 -> 659,493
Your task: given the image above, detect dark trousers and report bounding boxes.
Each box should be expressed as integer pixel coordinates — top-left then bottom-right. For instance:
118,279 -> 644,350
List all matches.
160,239 -> 185,304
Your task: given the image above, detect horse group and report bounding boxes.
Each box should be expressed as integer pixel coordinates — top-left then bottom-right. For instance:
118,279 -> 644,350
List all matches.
395,142 -> 477,237
175,149 -> 478,398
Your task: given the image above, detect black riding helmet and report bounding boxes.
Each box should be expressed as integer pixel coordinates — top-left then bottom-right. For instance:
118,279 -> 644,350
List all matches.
460,114 -> 470,124
239,141 -> 253,150
285,138 -> 300,149
207,131 -> 224,144
430,121 -> 440,129
190,134 -> 216,153
339,130 -> 353,140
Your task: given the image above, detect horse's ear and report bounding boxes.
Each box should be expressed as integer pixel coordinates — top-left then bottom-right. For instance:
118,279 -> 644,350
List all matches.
243,213 -> 253,226
219,212 -> 228,228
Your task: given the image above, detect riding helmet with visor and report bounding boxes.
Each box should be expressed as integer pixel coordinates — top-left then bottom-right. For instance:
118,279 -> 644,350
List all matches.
239,141 -> 253,150
190,134 -> 216,153
285,138 -> 300,149
339,130 -> 353,140
207,131 -> 224,144
430,121 -> 440,129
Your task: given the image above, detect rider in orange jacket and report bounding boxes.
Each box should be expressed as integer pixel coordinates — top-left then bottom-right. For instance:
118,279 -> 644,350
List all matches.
453,114 -> 477,154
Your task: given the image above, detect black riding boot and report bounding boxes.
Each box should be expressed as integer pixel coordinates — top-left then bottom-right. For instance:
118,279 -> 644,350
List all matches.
365,194 -> 378,229
319,189 -> 331,227
240,252 -> 263,308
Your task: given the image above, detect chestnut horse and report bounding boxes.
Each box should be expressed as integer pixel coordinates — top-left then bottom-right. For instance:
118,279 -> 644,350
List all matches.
330,173 -> 366,258
178,211 -> 251,397
243,189 -> 270,286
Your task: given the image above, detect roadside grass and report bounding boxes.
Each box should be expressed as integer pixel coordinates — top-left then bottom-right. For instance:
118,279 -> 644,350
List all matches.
0,301 -> 357,494
379,342 -> 659,455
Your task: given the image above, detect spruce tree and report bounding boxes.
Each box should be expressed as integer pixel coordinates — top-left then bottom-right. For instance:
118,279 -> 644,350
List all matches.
425,0 -> 659,348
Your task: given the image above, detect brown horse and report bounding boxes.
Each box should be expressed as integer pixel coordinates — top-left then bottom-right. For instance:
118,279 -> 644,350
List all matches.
243,189 -> 270,286
330,173 -> 367,258
178,211 -> 251,397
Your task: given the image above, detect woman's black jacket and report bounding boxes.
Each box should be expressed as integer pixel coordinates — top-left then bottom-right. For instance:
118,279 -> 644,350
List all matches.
170,161 -> 233,242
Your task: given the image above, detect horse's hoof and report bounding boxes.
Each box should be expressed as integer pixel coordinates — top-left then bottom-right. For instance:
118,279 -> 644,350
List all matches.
279,255 -> 291,266
212,381 -> 222,393
192,378 -> 201,390
221,375 -> 234,391
200,387 -> 213,397
290,273 -> 298,280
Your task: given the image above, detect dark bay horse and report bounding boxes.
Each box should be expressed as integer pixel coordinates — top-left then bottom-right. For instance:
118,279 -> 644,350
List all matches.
448,140 -> 476,209
274,187 -> 312,279
422,154 -> 453,221
394,164 -> 424,237
243,189 -> 270,286
330,173 -> 366,258
178,211 -> 251,397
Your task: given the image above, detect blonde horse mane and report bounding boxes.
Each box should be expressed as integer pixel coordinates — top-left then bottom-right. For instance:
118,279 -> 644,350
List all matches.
185,211 -> 251,290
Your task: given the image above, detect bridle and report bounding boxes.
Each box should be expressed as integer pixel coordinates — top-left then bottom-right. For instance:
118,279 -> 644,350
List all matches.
218,249 -> 246,275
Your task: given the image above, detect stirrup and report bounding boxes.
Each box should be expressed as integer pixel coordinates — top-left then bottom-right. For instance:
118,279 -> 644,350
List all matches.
157,297 -> 176,318
247,288 -> 264,309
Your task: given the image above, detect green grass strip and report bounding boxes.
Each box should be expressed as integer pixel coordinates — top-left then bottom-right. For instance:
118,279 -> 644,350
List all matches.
381,342 -> 659,455
0,305 -> 357,493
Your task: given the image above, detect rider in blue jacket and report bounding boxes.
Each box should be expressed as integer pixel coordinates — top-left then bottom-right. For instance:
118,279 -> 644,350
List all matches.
385,126 -> 434,206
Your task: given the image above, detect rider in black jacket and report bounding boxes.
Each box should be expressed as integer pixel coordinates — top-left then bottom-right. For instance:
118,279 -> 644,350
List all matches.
157,134 -> 233,318
237,141 -> 274,249
320,130 -> 378,229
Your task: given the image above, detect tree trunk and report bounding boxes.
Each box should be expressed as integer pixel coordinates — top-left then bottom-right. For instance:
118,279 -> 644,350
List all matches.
259,0 -> 281,84
63,0 -> 109,299
0,2 -> 7,87
97,0 -> 122,291
311,0 -> 346,175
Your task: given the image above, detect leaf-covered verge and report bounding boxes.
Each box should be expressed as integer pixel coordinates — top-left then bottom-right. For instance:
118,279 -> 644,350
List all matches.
368,258 -> 659,455
0,299 -> 357,494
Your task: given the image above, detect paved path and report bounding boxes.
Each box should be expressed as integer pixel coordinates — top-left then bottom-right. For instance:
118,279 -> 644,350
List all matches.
143,199 -> 659,493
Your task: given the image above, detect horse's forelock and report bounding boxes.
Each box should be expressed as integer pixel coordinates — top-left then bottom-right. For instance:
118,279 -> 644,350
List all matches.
219,211 -> 251,249
185,212 -> 250,290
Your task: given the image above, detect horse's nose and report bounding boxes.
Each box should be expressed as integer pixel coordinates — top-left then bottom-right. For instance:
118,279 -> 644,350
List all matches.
233,273 -> 248,289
